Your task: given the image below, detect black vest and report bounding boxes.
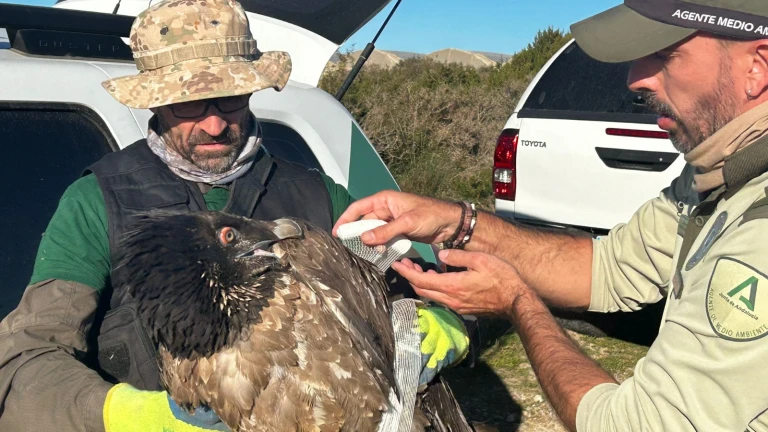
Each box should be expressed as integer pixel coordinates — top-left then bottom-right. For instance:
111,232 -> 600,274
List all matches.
86,139 -> 333,390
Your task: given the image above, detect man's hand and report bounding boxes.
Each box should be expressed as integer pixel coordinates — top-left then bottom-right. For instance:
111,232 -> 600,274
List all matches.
332,190 -> 462,246
104,384 -> 230,432
393,250 -> 527,317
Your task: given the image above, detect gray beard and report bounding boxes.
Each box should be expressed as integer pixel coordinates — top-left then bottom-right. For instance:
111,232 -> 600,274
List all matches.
642,64 -> 738,154
158,115 -> 251,174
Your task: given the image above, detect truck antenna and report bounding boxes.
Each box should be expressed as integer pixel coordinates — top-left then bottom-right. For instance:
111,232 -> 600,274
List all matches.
334,0 -> 403,102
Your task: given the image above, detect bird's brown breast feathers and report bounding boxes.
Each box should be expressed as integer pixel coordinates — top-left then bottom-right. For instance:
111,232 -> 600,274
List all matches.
161,274 -> 392,432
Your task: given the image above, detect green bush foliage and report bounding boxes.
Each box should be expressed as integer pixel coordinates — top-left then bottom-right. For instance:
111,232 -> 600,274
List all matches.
319,28 -> 572,210
486,27 -> 572,87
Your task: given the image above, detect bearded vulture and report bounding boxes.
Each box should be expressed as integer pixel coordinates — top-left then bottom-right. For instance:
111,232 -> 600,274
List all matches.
111,212 -> 473,432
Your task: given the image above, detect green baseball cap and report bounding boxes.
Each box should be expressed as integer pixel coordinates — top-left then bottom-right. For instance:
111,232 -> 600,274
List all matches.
571,0 -> 768,63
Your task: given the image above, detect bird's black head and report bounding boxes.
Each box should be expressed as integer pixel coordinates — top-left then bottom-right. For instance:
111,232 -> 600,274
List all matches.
112,211 -> 303,359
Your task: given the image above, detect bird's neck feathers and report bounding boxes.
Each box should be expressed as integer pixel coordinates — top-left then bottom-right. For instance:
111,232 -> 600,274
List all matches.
129,264 -> 279,360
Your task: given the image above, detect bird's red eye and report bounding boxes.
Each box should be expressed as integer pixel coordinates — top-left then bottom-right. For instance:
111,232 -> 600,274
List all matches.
218,227 -> 238,245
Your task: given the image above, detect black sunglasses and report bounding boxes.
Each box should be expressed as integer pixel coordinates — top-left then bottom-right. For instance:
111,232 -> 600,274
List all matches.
168,95 -> 251,119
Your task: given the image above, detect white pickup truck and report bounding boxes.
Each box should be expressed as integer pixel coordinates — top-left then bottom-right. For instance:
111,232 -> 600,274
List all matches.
493,39 -> 685,236
492,39 -> 685,343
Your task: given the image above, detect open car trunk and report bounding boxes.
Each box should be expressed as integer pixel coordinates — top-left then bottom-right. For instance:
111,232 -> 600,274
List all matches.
52,0 -> 392,86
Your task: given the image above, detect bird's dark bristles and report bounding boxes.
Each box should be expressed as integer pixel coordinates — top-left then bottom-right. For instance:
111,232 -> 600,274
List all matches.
111,211 -> 290,360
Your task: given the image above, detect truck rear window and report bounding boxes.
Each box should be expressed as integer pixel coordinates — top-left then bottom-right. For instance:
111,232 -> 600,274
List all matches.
520,42 -> 657,122
0,104 -> 115,319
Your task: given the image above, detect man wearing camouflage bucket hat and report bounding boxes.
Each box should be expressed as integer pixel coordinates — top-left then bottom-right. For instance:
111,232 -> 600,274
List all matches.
102,0 -> 290,109
0,0 -> 473,430
331,0 -> 768,430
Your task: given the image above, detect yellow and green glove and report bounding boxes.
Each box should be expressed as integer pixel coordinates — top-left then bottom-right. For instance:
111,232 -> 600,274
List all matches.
104,383 -> 230,432
417,304 -> 470,386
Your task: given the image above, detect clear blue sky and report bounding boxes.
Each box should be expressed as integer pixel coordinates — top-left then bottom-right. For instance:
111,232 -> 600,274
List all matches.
5,0 -> 622,55
342,0 -> 621,55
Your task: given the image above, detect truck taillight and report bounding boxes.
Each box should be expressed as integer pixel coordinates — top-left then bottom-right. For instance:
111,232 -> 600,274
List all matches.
493,129 -> 518,201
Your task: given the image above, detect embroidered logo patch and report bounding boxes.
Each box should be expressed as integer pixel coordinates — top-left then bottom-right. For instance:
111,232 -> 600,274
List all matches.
707,257 -> 768,341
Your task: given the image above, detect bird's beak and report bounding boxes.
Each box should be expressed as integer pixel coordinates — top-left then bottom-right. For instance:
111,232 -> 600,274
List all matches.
236,219 -> 302,260
235,240 -> 279,259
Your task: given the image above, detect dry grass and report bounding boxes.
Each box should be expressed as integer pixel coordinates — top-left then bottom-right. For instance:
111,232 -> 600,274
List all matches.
441,320 -> 649,431
369,82 -> 522,210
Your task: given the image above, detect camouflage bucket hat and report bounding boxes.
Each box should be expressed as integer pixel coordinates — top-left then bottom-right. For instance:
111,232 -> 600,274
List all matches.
102,0 -> 291,109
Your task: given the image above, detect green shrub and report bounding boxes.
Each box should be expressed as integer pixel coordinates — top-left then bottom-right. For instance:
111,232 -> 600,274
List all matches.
487,27 -> 572,87
318,28 -> 571,210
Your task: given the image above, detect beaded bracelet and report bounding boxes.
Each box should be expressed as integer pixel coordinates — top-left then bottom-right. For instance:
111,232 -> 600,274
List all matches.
455,203 -> 477,250
441,201 -> 475,249
441,201 -> 467,249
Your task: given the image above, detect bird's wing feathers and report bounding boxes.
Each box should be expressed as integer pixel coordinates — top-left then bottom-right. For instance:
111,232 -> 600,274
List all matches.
277,220 -> 397,391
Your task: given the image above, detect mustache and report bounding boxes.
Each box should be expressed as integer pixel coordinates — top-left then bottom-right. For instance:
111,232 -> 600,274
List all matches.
642,92 -> 678,120
188,126 -> 242,147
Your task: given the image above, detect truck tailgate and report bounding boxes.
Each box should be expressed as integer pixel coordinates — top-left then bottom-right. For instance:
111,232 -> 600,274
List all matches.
514,116 -> 685,231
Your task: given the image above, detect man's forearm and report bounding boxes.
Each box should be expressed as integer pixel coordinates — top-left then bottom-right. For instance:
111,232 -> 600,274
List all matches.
467,211 -> 594,309
507,291 -> 617,432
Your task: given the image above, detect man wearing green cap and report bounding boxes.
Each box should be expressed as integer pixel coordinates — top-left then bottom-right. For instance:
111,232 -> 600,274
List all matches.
0,0 -> 470,431
334,1 -> 768,430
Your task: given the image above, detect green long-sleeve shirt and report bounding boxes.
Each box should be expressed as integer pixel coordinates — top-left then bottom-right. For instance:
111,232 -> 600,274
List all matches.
29,173 -> 355,291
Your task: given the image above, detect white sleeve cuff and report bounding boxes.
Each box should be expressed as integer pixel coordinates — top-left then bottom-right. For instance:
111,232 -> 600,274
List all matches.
588,237 -> 610,312
576,382 -> 620,432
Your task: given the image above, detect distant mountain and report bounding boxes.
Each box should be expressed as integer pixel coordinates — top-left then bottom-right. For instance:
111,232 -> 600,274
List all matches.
330,47 -> 511,69
473,51 -> 512,63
